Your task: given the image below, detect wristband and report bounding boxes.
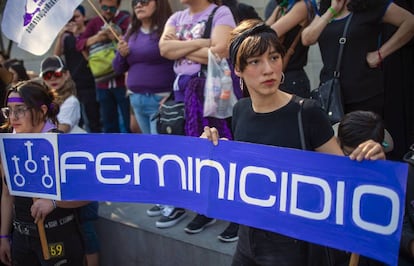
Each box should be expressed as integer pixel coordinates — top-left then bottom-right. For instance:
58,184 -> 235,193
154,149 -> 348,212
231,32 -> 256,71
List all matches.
0,235 -> 10,239
377,50 -> 383,62
328,7 -> 338,18
51,200 -> 57,209
377,50 -> 383,67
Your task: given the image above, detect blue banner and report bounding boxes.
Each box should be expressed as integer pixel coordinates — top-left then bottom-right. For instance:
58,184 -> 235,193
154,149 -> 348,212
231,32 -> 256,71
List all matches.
0,133 -> 408,265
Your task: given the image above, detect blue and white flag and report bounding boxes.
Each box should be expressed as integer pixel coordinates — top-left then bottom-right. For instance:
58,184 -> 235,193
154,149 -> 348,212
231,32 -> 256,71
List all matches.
0,133 -> 408,265
1,0 -> 83,55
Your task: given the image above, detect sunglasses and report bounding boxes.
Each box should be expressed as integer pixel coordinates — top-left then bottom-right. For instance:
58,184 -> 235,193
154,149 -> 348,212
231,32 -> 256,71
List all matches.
42,71 -> 64,81
101,5 -> 117,13
133,0 -> 153,7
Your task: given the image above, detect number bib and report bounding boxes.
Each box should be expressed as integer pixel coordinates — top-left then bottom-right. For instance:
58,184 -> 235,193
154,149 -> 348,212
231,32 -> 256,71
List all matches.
48,242 -> 65,258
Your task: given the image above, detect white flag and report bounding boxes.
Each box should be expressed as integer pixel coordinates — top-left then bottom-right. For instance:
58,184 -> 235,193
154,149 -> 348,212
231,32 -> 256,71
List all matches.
1,0 -> 83,56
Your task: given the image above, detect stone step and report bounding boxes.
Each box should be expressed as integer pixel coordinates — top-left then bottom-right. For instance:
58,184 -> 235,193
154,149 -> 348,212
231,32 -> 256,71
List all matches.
96,202 -> 236,266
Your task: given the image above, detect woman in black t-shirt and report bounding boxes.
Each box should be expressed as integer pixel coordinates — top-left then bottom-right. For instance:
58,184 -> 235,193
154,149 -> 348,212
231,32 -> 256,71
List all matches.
202,19 -> 385,266
302,0 -> 414,117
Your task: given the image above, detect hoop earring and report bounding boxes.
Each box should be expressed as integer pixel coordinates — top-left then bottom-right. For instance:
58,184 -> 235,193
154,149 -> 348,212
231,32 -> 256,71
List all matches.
239,78 -> 244,91
280,72 -> 285,84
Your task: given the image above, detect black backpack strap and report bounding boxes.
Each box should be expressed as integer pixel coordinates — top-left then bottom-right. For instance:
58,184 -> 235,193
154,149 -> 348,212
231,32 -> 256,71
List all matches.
201,6 -> 220,73
297,98 -> 306,150
202,6 -> 220,38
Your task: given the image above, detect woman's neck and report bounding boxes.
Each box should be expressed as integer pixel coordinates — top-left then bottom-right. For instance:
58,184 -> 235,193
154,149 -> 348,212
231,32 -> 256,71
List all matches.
141,19 -> 152,32
251,90 -> 292,113
189,1 -> 212,14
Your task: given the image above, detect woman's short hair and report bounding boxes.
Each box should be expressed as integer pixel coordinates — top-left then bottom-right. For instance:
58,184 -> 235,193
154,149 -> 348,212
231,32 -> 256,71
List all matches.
229,19 -> 285,72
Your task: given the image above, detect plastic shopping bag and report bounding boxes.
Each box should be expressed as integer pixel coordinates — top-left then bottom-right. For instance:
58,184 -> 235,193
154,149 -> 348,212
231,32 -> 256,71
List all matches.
203,50 -> 238,119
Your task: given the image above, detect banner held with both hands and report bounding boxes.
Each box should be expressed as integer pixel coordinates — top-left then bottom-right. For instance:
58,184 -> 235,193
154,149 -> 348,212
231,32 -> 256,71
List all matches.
0,133 -> 408,265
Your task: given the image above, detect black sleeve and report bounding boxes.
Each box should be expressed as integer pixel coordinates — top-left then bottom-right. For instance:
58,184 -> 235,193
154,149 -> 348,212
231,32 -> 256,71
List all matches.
303,99 -> 334,150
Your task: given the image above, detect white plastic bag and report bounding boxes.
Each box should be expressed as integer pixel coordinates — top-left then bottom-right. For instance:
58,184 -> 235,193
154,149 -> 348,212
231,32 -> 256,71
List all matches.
203,49 -> 237,119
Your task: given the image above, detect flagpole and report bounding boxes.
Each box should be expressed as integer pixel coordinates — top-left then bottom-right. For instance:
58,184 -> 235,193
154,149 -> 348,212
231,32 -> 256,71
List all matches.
87,0 -> 121,42
33,198 -> 51,260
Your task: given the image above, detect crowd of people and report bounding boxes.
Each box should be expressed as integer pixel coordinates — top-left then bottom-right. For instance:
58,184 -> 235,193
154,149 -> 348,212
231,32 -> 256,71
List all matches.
0,0 -> 414,265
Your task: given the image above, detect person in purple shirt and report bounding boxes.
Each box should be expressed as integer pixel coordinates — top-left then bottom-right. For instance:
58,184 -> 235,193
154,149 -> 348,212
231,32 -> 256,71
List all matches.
113,0 -> 174,135
159,0 -> 237,239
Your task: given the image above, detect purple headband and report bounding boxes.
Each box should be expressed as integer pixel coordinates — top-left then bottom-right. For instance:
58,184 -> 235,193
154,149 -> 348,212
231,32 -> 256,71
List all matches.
7,97 -> 24,103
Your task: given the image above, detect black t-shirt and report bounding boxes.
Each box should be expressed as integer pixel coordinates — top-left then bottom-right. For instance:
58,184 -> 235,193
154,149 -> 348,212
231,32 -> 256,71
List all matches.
283,24 -> 309,72
318,0 -> 391,104
232,95 -> 333,150
63,33 -> 95,91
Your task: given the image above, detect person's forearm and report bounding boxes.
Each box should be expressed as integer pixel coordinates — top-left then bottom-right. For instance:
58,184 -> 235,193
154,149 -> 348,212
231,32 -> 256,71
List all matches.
302,8 -> 336,46
159,39 -> 210,60
378,21 -> 414,59
1,188 -> 13,237
57,124 -> 71,133
85,35 -> 102,48
265,6 -> 279,26
185,47 -> 209,65
53,33 -> 65,56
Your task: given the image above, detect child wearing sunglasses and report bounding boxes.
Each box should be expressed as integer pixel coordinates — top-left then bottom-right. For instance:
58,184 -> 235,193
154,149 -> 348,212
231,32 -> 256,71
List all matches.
40,56 -> 82,134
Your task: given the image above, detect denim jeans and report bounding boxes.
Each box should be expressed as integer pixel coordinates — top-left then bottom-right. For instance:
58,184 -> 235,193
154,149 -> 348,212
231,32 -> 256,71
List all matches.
96,87 -> 130,133
129,93 -> 164,134
231,225 -> 307,266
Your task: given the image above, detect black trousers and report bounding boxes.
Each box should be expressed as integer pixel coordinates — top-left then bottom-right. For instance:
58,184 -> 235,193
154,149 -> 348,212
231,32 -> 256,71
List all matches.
11,221 -> 84,266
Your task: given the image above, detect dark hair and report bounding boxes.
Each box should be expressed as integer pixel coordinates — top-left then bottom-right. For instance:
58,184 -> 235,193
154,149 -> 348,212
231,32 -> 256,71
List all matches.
126,0 -> 172,40
221,0 -> 261,24
229,19 -> 285,72
337,110 -> 384,149
76,5 -> 86,16
2,81 -> 60,129
4,59 -> 30,82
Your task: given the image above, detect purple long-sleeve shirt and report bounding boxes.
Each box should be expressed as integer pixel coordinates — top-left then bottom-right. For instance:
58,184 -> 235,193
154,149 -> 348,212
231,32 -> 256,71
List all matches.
112,30 -> 175,94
